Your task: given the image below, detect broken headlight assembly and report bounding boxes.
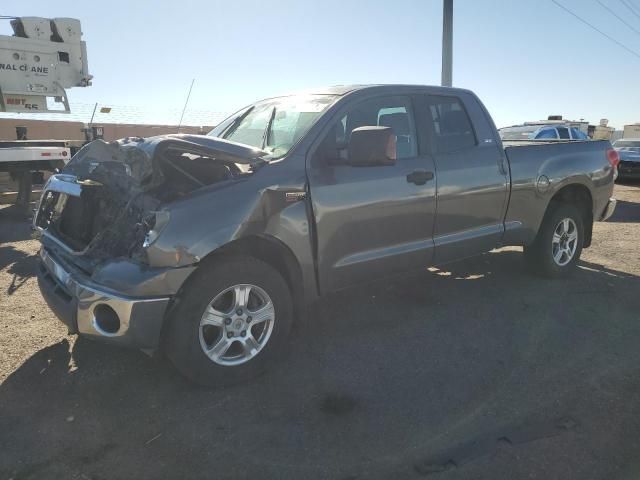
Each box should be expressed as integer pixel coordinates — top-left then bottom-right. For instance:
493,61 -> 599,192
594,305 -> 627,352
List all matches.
142,211 -> 170,248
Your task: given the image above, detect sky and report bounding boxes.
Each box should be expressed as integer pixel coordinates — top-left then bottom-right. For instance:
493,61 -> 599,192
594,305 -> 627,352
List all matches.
2,0 -> 640,128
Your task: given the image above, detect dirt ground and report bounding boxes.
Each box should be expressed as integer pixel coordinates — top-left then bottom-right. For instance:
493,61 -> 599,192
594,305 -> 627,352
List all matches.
1,183 -> 639,480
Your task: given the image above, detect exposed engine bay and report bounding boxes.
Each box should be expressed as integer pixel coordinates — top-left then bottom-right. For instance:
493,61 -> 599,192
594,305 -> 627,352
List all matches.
34,135 -> 267,269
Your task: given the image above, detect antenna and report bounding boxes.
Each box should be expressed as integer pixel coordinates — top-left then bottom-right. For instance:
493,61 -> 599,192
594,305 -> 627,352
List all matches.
178,78 -> 195,132
88,102 -> 98,126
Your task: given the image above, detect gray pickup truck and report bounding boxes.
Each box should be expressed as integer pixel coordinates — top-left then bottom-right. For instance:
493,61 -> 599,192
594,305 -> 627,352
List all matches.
33,85 -> 618,385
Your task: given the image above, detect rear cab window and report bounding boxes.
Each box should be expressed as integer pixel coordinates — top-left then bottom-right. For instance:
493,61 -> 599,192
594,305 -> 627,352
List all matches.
426,96 -> 477,153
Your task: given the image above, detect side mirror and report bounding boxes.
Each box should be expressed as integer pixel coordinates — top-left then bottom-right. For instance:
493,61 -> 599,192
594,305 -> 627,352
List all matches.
347,126 -> 396,167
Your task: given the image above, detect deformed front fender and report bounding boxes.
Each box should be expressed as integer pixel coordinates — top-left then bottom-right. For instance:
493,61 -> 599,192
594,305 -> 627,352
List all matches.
143,172 -> 319,301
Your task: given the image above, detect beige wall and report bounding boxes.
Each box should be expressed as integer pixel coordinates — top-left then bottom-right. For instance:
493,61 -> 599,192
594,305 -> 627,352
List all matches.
0,119 -> 215,194
0,118 -> 214,141
0,119 -> 84,140
99,123 -> 213,141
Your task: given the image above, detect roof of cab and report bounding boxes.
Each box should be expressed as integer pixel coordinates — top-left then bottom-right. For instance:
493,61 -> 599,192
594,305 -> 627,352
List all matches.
287,84 -> 470,97
310,85 -> 378,95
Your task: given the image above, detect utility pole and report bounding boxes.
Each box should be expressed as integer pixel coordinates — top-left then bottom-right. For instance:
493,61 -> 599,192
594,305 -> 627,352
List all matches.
441,0 -> 453,87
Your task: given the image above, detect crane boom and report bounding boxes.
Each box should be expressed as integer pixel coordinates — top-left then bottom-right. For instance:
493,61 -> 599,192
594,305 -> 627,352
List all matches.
0,17 -> 92,113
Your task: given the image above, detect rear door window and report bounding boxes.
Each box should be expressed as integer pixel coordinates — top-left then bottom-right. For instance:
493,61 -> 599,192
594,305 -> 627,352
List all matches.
426,96 -> 476,152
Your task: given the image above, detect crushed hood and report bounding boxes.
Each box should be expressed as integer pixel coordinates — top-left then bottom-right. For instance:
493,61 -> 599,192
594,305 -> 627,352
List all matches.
35,133 -> 269,267
63,134 -> 269,190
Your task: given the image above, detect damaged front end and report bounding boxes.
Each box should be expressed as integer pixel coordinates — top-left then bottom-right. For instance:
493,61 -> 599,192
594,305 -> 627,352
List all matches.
33,134 -> 269,348
34,135 -> 267,271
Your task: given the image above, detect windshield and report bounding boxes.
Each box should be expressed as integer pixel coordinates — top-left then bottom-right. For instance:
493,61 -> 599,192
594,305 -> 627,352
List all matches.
614,140 -> 640,148
208,94 -> 338,158
499,126 -> 538,140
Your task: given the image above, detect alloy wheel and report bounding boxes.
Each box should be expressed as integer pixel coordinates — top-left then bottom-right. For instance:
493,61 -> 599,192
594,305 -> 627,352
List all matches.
199,284 -> 275,366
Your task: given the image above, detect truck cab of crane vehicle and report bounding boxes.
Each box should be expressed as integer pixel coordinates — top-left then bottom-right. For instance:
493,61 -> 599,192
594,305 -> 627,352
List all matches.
0,16 -> 91,112
0,16 -> 92,211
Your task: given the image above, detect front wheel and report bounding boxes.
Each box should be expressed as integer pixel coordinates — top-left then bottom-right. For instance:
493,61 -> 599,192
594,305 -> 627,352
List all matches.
164,256 -> 293,386
524,203 -> 584,278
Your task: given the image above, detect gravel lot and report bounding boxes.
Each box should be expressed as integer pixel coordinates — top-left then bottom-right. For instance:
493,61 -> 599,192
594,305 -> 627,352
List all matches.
1,183 -> 639,480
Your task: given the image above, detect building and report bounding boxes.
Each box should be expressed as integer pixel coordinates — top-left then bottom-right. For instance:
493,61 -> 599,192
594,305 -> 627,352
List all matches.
623,124 -> 640,139
588,119 -> 615,141
0,118 -> 213,142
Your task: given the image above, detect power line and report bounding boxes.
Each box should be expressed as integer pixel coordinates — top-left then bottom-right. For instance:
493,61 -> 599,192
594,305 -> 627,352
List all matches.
551,0 -> 640,60
624,0 -> 640,14
619,0 -> 640,20
597,0 -> 640,35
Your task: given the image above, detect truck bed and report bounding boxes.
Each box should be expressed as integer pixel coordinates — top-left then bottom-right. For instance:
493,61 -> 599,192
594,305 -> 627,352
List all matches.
501,139 -> 614,245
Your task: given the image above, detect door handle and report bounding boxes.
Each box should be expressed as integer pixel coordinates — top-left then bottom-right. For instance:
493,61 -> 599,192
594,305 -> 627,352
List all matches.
406,169 -> 434,185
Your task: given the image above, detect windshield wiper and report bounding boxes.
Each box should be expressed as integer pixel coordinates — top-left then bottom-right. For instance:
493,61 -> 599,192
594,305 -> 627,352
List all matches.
222,106 -> 255,139
261,107 -> 276,150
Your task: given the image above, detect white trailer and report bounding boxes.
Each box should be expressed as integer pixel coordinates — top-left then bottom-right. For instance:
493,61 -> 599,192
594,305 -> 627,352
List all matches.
0,141 -> 69,162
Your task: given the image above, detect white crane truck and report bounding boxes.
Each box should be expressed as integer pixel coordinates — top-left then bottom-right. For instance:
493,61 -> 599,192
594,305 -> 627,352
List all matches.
0,16 -> 91,210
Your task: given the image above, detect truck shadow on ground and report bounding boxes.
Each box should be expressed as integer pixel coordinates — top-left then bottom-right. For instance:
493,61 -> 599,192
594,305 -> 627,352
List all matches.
0,245 -> 38,294
0,204 -> 34,230
0,207 -> 39,295
2,250 -> 640,479
606,199 -> 640,223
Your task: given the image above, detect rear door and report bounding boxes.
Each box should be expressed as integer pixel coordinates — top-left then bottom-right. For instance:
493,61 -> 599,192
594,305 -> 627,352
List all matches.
421,93 -> 509,264
307,94 -> 437,292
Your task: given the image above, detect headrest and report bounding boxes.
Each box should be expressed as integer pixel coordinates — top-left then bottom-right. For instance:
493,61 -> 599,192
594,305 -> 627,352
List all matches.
379,113 -> 410,135
440,110 -> 471,134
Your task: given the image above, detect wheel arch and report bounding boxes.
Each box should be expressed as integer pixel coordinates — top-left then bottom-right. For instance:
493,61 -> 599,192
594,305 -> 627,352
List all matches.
206,234 -> 304,303
159,234 -> 306,350
166,234 -> 305,321
546,183 -> 593,247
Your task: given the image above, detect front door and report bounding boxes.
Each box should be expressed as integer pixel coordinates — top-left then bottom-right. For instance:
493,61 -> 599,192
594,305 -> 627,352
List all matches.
307,94 -> 437,292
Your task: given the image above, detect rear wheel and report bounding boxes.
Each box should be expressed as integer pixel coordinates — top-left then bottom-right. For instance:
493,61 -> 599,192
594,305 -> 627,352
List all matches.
524,202 -> 584,278
164,256 -> 293,386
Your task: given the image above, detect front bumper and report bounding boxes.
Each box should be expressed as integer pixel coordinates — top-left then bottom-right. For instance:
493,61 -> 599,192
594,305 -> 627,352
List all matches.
37,247 -> 171,350
599,197 -> 617,221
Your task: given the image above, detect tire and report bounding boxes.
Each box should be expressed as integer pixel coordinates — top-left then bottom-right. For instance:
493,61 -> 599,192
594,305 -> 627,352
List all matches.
524,202 -> 584,278
164,256 -> 293,387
